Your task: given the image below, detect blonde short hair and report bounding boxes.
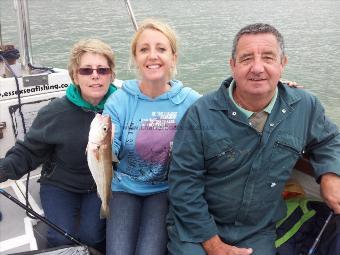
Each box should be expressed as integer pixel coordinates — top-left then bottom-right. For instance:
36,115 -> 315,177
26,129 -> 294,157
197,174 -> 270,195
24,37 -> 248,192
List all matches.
130,19 -> 178,78
68,38 -> 115,84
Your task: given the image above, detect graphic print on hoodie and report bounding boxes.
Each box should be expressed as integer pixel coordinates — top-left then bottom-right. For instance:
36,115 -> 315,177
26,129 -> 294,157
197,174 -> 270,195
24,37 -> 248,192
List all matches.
126,110 -> 177,184
103,79 -> 200,195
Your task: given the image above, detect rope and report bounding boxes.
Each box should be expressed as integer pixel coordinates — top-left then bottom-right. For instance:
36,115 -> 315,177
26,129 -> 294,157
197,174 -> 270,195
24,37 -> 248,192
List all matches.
28,62 -> 55,73
0,54 -> 39,220
1,45 -> 56,219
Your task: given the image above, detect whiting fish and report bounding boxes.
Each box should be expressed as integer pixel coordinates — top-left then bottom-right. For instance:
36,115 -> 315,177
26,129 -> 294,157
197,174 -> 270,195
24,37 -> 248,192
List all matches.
87,114 -> 115,219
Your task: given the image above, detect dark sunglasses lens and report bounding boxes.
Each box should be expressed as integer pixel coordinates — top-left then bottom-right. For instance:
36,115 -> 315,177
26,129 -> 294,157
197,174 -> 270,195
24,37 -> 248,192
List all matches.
78,68 -> 93,75
78,68 -> 111,75
97,68 -> 111,75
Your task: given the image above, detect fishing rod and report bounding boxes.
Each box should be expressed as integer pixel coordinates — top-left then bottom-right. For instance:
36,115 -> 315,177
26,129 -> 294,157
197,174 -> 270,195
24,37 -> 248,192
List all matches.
123,0 -> 138,31
0,188 -> 83,246
0,21 -> 3,47
0,8 -> 3,47
307,210 -> 334,255
0,188 -> 105,255
0,188 -> 103,254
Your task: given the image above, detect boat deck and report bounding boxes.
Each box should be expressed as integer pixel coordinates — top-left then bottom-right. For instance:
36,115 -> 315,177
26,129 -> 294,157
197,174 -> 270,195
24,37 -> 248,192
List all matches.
0,171 -> 46,254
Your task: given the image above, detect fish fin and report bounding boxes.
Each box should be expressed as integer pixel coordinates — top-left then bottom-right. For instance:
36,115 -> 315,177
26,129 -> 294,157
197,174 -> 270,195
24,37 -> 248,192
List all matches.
95,149 -> 100,160
112,152 -> 119,163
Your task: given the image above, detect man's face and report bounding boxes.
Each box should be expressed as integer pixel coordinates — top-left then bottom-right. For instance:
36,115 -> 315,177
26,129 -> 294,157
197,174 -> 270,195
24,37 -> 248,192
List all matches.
230,33 -> 287,99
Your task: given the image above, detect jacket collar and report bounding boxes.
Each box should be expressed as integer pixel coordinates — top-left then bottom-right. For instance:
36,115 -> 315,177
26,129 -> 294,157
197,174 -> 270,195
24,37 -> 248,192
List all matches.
208,77 -> 234,111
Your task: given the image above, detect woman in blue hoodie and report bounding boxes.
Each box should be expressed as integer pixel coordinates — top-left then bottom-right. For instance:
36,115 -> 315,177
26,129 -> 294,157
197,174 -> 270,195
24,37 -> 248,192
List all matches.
104,19 -> 201,255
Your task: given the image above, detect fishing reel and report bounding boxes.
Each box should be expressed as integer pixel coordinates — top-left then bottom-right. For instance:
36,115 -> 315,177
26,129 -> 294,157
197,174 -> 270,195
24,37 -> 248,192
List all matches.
0,44 -> 20,78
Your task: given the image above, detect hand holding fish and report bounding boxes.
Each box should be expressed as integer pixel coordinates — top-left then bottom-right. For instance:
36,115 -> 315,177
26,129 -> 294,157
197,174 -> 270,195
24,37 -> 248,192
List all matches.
87,114 -> 114,218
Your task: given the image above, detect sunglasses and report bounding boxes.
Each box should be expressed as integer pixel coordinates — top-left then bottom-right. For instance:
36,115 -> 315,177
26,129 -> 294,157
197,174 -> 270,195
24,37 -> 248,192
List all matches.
78,67 -> 111,75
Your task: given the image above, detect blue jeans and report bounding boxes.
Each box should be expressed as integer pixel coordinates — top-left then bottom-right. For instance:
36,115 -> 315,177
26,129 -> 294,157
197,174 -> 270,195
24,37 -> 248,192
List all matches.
40,184 -> 106,253
106,191 -> 168,255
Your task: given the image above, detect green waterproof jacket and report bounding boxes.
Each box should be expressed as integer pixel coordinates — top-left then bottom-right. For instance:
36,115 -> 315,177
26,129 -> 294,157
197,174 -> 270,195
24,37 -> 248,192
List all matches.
168,77 -> 340,245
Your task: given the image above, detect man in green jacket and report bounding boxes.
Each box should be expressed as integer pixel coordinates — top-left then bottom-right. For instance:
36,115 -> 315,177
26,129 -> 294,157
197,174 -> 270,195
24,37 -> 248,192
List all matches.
167,23 -> 340,255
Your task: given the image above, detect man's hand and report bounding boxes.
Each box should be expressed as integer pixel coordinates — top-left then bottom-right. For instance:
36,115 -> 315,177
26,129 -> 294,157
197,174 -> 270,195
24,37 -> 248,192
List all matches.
202,235 -> 253,255
320,172 -> 340,213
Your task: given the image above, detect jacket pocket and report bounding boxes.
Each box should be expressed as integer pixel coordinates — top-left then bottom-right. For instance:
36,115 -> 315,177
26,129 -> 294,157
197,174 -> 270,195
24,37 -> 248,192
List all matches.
267,133 -> 302,180
204,138 -> 242,176
260,134 -> 302,206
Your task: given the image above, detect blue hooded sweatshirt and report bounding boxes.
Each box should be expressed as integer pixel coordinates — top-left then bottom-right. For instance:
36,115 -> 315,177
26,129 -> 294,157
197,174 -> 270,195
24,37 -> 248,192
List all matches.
103,79 -> 201,196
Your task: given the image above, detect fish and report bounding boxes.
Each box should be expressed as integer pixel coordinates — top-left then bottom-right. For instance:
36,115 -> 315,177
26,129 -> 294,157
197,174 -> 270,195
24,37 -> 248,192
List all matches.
87,113 -> 115,219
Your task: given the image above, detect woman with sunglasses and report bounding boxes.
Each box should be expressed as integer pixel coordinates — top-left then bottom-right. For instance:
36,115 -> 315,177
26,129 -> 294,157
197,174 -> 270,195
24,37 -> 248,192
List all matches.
0,38 -> 117,253
103,19 -> 201,255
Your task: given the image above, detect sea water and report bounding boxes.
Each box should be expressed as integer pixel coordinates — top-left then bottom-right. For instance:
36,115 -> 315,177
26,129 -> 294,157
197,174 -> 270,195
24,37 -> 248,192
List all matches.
1,0 -> 339,125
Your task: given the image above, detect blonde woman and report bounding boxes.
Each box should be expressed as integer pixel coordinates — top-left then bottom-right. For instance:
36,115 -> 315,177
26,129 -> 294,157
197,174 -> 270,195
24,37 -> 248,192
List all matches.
104,19 -> 200,255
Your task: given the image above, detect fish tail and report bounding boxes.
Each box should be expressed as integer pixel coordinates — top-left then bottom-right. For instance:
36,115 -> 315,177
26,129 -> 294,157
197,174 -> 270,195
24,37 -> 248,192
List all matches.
100,204 -> 110,219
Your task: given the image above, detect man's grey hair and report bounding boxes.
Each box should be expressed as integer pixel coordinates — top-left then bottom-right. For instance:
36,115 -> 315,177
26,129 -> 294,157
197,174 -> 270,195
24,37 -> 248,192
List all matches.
231,23 -> 285,60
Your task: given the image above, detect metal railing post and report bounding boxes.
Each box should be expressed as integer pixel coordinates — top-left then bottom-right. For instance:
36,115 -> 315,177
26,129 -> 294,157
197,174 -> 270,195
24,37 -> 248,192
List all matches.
14,0 -> 33,74
123,0 -> 138,31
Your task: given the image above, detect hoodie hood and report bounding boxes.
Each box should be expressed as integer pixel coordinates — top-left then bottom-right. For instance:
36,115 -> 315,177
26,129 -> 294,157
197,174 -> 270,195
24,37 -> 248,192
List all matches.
122,79 -> 193,105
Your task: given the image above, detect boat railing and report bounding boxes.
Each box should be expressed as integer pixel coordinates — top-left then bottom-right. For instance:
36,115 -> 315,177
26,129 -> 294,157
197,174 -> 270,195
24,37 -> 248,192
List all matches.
14,0 -> 33,76
124,0 -> 138,31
